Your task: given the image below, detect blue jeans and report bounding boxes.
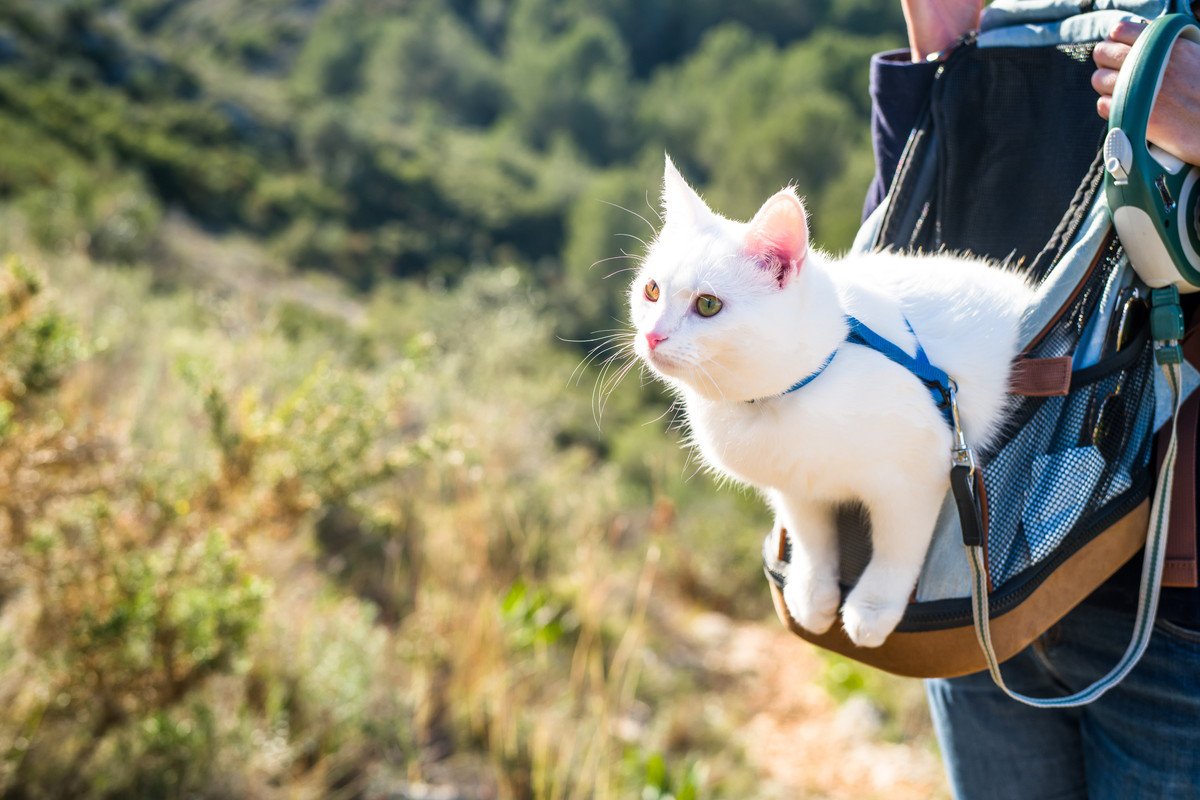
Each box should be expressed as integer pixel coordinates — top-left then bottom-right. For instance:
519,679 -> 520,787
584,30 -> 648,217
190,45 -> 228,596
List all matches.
926,601 -> 1200,800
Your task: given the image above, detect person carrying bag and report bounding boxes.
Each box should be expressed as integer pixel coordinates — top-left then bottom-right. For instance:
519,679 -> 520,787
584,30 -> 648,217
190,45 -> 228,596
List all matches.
763,1 -> 1200,796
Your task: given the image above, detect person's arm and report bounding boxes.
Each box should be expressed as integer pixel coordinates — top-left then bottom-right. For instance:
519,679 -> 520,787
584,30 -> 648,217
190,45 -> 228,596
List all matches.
1092,20 -> 1200,165
901,0 -> 985,60
863,52 -> 940,219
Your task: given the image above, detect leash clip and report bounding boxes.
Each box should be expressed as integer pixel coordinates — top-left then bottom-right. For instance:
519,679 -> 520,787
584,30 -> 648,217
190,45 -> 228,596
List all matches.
947,380 -> 976,476
946,378 -> 985,547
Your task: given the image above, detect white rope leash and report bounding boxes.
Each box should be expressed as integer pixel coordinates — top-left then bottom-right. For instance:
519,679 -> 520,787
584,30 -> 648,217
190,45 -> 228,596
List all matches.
963,359 -> 1180,708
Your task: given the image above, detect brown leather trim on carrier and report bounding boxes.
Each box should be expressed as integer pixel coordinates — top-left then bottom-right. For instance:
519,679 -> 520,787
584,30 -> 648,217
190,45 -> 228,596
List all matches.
1008,356 -> 1072,397
768,501 -> 1150,678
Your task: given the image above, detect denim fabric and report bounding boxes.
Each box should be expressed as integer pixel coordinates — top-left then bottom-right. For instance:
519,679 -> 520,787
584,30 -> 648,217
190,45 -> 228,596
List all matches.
926,601 -> 1200,800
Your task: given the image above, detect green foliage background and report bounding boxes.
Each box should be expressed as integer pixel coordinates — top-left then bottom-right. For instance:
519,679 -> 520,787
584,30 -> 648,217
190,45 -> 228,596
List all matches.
0,2 -> 942,799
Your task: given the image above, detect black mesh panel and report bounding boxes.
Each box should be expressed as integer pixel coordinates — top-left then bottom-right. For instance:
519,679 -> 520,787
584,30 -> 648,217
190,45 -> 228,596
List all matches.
907,44 -> 1107,268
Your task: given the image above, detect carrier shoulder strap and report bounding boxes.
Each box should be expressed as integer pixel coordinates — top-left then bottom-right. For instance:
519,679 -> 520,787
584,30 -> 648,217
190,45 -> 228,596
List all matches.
1161,386 -> 1199,586
1160,312 -> 1200,587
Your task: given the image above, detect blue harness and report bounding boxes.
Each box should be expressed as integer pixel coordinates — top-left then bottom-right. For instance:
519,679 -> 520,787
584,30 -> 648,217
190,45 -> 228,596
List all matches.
763,315 -> 956,426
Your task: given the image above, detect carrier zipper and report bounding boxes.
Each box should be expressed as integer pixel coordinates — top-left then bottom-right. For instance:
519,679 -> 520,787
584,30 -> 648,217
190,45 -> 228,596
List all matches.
928,30 -> 978,68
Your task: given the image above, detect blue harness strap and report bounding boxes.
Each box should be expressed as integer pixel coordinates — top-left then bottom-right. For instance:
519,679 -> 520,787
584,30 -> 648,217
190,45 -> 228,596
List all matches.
844,315 -> 956,426
780,349 -> 838,395
770,314 -> 955,426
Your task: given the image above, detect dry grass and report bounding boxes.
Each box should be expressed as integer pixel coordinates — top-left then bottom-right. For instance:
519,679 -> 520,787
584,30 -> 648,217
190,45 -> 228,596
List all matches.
0,221 -> 946,798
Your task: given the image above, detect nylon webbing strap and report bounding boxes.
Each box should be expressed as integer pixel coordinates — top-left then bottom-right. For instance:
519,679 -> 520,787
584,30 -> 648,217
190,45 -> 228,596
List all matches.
963,359 -> 1182,708
845,316 -> 955,426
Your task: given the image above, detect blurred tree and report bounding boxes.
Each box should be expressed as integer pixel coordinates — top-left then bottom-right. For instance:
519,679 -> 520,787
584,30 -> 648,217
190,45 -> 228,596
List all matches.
360,1 -> 506,127
290,4 -> 375,100
708,91 -> 861,221
636,23 -> 762,178
0,0 -> 901,285
504,7 -> 633,163
598,0 -> 825,76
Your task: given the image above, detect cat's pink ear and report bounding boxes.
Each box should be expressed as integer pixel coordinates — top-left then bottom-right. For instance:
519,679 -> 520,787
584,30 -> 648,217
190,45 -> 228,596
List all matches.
745,189 -> 809,287
662,154 -> 713,227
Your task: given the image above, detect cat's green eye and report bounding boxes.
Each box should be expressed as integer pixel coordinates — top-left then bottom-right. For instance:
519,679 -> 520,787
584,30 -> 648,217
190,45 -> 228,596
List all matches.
644,279 -> 660,302
696,294 -> 723,317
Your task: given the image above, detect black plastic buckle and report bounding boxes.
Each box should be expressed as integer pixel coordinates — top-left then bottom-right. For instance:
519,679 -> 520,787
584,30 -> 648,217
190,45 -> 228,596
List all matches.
925,379 -> 953,410
951,463 -> 984,547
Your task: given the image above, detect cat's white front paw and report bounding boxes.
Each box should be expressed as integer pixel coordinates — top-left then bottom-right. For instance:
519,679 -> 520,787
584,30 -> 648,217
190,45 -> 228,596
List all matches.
841,593 -> 906,648
782,571 -> 841,635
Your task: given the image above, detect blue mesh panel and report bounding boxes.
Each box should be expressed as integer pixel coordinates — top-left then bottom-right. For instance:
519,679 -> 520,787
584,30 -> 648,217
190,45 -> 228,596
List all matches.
979,239 -> 1156,586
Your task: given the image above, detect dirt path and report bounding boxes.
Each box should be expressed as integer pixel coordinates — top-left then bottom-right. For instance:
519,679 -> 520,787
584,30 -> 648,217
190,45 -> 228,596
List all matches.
686,610 -> 950,799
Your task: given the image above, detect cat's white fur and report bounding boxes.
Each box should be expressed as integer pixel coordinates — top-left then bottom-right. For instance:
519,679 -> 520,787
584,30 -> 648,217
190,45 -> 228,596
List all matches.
630,157 -> 1033,647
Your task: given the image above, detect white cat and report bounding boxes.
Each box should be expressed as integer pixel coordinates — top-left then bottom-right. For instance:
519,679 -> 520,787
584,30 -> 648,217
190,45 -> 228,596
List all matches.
630,157 -> 1033,647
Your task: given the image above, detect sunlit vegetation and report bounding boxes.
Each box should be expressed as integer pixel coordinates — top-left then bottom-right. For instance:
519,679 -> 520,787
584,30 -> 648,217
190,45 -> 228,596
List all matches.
0,2 -> 945,798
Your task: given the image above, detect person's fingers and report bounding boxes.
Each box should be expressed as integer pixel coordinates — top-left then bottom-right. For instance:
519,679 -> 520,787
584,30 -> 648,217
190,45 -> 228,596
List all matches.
1091,67 -> 1120,96
1090,23 -> 1200,164
1093,40 -> 1131,70
1108,19 -> 1147,46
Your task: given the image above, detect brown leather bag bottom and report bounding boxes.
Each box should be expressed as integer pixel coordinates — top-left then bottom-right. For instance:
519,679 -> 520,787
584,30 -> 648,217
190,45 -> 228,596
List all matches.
768,500 -> 1150,678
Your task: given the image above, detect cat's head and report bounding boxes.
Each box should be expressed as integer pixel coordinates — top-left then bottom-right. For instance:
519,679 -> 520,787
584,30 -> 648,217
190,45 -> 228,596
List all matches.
630,156 -> 821,402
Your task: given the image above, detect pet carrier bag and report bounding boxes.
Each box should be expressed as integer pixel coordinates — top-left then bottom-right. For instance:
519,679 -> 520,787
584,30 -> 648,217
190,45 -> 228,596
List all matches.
762,1 -> 1200,707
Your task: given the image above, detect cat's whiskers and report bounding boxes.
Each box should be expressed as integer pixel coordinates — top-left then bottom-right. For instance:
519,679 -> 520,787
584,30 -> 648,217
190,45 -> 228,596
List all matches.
561,328 -> 634,344
591,356 -> 620,426
604,266 -> 640,280
599,199 -> 659,236
589,328 -> 640,425
588,251 -> 638,271
577,341 -> 636,430
614,232 -> 650,250
587,342 -> 635,392
571,337 -> 633,388
691,358 -> 728,404
595,352 -> 639,425
644,191 -> 665,224
568,330 -> 635,387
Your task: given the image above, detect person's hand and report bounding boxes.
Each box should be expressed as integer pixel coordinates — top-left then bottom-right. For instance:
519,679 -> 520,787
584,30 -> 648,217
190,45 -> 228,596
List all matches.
901,0 -> 986,61
1093,20 -> 1200,165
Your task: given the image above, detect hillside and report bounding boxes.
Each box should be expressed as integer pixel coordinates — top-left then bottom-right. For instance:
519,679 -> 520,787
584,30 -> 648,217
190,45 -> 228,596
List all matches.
0,0 -> 898,292
0,2 -> 948,798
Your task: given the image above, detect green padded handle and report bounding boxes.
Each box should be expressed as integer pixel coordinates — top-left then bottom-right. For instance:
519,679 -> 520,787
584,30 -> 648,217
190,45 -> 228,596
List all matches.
1105,13 -> 1200,290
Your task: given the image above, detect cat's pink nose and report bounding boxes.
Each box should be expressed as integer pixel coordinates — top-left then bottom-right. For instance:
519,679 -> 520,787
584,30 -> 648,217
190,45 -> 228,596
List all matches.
645,332 -> 668,351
